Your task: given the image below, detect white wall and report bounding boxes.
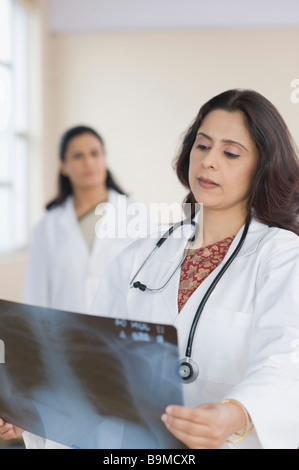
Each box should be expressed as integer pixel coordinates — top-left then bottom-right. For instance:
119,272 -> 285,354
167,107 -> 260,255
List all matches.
48,28 -> 299,208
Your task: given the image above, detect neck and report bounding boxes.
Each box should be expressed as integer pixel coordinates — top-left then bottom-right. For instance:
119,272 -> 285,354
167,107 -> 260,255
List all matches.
73,186 -> 109,218
193,206 -> 247,249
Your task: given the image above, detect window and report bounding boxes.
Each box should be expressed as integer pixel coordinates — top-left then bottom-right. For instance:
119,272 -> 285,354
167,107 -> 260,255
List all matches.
0,0 -> 31,254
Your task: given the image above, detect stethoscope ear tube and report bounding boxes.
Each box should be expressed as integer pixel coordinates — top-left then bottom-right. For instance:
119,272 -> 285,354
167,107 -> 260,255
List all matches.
130,218 -> 196,292
156,219 -> 194,247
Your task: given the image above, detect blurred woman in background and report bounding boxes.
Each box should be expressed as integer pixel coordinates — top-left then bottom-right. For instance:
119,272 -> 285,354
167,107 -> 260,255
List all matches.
22,125 -> 139,314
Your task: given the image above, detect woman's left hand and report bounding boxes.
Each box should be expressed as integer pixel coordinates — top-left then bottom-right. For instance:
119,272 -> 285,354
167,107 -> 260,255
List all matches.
161,401 -> 245,449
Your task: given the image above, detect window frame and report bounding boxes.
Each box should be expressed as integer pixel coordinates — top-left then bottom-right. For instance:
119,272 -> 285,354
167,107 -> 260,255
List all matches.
0,0 -> 40,257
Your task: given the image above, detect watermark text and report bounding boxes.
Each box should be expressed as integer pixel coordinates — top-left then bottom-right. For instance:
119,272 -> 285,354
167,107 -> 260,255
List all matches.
290,79 -> 299,103
290,338 -> 299,364
94,197 -> 202,240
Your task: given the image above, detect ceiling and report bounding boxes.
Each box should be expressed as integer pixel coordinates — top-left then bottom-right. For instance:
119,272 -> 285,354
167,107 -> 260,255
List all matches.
50,0 -> 299,33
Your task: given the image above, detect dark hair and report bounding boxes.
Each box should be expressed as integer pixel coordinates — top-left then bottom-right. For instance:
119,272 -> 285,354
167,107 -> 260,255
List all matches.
174,89 -> 299,235
46,125 -> 126,210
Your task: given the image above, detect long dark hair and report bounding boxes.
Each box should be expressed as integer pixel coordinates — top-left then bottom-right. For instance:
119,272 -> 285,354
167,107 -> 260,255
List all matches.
174,89 -> 299,235
46,125 -> 126,210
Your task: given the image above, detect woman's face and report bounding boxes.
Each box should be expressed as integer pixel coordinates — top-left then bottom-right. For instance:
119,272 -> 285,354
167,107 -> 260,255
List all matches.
60,133 -> 107,191
189,109 -> 258,217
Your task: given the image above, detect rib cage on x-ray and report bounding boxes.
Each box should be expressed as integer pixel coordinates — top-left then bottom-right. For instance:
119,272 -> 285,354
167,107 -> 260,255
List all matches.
0,299 -> 185,449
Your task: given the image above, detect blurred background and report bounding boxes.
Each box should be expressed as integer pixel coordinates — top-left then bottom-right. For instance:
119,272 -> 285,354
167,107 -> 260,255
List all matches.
0,0 -> 299,315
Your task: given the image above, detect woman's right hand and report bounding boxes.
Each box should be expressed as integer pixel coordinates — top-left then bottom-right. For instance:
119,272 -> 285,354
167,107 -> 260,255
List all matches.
0,418 -> 24,441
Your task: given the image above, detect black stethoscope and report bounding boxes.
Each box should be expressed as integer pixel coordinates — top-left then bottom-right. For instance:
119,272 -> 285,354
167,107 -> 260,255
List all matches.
129,216 -> 250,384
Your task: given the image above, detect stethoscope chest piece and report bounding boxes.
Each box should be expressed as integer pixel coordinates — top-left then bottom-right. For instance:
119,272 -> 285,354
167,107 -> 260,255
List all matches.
178,357 -> 199,384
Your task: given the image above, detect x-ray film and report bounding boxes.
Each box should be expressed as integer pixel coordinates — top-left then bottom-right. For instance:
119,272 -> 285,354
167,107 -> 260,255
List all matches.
0,299 -> 185,449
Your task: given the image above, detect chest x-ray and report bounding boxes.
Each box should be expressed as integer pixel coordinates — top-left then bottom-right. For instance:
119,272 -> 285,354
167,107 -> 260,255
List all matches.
0,299 -> 185,449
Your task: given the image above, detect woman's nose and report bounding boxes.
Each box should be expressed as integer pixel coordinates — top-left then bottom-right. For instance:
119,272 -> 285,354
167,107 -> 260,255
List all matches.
201,148 -> 218,169
83,155 -> 94,167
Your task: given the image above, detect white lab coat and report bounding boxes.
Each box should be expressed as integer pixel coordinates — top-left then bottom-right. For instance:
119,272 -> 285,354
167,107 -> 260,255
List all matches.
22,189 -> 151,313
86,218 -> 299,449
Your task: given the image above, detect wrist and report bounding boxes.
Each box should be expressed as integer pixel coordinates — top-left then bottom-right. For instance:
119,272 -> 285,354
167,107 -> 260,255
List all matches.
221,399 -> 253,443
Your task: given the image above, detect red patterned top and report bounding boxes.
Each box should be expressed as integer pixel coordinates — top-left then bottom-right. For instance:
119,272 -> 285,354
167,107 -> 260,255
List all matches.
178,236 -> 235,312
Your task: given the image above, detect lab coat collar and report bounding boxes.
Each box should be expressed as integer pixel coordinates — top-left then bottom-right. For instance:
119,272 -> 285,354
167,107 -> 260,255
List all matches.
154,217 -> 269,263
155,217 -> 269,323
231,218 -> 269,259
57,189 -> 118,238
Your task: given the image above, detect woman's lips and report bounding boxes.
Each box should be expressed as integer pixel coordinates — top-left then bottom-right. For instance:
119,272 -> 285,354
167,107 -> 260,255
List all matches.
197,176 -> 220,189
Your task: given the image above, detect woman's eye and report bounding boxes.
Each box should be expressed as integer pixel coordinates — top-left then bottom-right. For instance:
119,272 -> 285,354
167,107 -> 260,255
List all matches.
197,144 -> 209,150
224,151 -> 240,159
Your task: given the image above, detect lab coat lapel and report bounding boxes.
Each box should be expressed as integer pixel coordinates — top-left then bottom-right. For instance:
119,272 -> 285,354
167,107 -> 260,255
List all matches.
86,191 -> 121,306
90,189 -> 120,256
174,218 -> 269,350
88,190 -> 132,273
151,224 -> 195,323
58,197 -> 89,264
152,259 -> 181,323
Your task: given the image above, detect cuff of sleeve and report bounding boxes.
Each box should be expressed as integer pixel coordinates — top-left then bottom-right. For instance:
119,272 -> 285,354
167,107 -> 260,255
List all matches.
22,431 -> 46,449
223,379 -> 299,449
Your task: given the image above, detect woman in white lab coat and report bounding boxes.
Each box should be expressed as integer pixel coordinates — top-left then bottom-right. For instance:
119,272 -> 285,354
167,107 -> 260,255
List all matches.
88,89 -> 299,449
22,125 -> 142,313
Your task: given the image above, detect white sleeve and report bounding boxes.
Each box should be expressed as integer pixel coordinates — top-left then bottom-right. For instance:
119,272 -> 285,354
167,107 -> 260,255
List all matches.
22,431 -> 46,449
22,431 -> 71,449
225,239 -> 299,449
22,222 -> 50,308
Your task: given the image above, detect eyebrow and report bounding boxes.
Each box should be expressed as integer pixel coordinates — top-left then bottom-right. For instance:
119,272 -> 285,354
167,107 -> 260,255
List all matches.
196,131 -> 249,152
73,148 -> 99,157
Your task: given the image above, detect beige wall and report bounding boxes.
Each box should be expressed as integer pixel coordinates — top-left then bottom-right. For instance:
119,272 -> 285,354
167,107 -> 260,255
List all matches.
0,254 -> 28,302
48,28 -> 299,207
1,23 -> 299,302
